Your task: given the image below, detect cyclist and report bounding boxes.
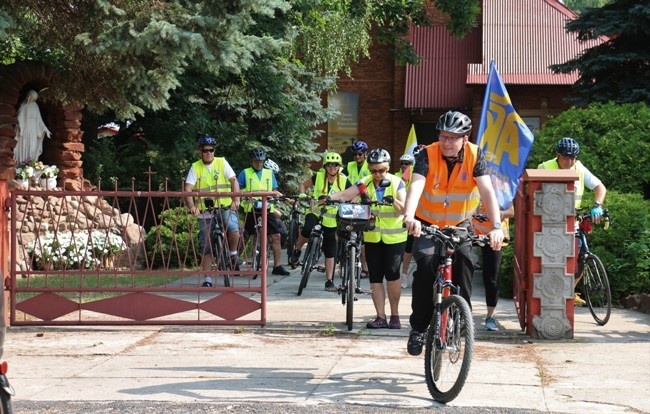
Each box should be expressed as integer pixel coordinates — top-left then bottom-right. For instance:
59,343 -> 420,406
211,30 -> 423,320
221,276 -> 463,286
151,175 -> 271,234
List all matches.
396,152 -> 416,288
290,152 -> 351,290
238,148 -> 290,276
403,110 -> 504,356
185,135 -> 241,288
538,137 -> 607,305
472,202 -> 514,331
327,148 -> 407,329
343,140 -> 371,278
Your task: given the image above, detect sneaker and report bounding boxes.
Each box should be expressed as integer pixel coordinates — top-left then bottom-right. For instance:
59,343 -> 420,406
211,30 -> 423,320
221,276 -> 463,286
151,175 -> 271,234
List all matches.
201,280 -> 213,287
272,265 -> 290,276
574,292 -> 586,306
389,315 -> 401,329
407,330 -> 424,356
366,317 -> 388,329
290,250 -> 301,266
324,279 -> 335,291
485,316 -> 498,331
400,273 -> 408,289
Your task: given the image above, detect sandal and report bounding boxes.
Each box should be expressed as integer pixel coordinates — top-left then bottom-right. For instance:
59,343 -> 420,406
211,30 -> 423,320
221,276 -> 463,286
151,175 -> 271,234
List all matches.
360,270 -> 369,278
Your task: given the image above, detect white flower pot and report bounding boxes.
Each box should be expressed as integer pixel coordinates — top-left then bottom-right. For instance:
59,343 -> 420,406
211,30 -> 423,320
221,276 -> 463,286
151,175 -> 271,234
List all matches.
40,177 -> 57,189
15,179 -> 29,188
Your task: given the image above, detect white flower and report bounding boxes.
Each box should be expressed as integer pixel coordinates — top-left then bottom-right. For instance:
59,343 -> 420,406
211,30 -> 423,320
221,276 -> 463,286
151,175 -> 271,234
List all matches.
16,166 -> 34,180
41,165 -> 60,178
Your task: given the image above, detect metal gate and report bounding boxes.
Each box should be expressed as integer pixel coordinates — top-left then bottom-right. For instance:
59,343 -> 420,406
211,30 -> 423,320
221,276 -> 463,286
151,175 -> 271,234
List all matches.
2,180 -> 273,326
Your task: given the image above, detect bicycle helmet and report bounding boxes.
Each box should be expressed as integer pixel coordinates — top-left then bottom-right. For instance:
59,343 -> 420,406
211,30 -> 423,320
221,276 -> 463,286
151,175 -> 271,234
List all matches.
351,141 -> 368,153
436,111 -> 472,134
264,158 -> 280,174
367,148 -> 391,164
198,136 -> 217,147
556,137 -> 580,157
250,147 -> 267,161
399,154 -> 415,164
323,152 -> 342,165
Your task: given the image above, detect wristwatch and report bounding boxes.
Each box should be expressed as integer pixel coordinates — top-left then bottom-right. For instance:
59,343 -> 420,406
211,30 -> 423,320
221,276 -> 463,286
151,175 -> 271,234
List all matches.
492,222 -> 502,230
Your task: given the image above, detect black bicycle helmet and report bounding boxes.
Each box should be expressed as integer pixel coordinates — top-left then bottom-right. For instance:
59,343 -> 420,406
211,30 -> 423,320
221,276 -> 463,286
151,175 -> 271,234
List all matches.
198,136 -> 217,147
351,141 -> 368,153
436,111 -> 472,134
556,137 -> 580,157
250,147 -> 267,161
367,148 -> 391,164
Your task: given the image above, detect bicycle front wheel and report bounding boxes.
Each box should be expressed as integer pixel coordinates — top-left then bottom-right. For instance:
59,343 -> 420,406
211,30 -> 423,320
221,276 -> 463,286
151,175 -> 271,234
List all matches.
583,254 -> 611,326
345,245 -> 356,331
298,237 -> 315,296
425,295 -> 474,403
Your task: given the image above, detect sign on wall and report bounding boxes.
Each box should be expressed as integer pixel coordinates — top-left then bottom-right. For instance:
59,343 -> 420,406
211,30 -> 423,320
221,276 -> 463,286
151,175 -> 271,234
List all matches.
327,92 -> 359,161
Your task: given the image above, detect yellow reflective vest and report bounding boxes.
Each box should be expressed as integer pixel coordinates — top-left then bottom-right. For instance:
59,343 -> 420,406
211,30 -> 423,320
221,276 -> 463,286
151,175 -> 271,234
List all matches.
240,167 -> 275,213
538,158 -> 585,208
192,158 -> 232,209
311,171 -> 348,228
361,174 -> 407,244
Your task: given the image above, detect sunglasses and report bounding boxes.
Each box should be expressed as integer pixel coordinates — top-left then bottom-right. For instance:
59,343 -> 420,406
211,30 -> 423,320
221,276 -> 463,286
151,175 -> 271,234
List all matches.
354,152 -> 365,157
201,148 -> 215,153
400,162 -> 412,166
324,163 -> 340,168
370,168 -> 388,174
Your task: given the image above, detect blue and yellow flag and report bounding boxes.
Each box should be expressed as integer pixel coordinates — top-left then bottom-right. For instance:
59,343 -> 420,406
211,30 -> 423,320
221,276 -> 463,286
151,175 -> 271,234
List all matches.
477,61 -> 534,209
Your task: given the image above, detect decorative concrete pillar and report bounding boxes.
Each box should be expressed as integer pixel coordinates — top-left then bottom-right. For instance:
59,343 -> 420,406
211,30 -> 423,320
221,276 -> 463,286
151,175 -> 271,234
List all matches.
524,170 -> 578,339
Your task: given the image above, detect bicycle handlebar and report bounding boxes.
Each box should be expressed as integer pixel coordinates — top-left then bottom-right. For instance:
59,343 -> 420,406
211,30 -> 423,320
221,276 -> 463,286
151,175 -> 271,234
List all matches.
576,208 -> 611,230
419,224 -> 510,248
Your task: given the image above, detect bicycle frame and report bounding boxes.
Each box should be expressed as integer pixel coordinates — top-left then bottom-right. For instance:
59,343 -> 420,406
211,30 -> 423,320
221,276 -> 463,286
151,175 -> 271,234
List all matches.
434,253 -> 458,348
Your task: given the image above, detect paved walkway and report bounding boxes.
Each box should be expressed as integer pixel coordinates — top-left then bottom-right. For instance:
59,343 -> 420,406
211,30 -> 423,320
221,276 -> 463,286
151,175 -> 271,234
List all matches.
4,264 -> 650,413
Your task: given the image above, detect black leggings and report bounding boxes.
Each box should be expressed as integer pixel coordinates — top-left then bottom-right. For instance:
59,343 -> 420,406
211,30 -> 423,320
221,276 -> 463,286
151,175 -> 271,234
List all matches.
481,244 -> 503,308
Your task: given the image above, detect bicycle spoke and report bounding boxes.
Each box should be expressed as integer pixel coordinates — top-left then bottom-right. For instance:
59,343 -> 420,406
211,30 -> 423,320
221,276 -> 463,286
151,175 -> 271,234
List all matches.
584,254 -> 611,325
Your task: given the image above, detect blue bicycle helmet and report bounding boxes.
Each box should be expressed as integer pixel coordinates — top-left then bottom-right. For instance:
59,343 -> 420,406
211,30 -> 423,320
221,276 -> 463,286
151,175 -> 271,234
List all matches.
351,141 -> 368,153
557,137 -> 580,157
198,136 -> 217,147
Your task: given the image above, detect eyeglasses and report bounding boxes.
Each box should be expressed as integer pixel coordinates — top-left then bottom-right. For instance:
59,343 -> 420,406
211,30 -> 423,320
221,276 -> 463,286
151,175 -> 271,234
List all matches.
355,152 -> 365,157
324,163 -> 340,168
400,162 -> 412,166
201,148 -> 215,153
438,134 -> 464,143
370,168 -> 388,175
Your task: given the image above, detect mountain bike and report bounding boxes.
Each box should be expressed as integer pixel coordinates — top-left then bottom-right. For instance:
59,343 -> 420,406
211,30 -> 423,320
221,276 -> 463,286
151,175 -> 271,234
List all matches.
248,198 -> 274,280
575,208 -> 612,326
416,224 -> 493,403
283,195 -> 311,269
297,203 -> 327,296
203,199 -> 235,287
333,200 -> 381,331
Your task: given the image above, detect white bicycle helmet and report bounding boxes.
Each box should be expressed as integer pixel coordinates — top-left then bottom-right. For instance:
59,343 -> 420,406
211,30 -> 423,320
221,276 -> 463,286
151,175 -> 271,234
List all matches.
264,159 -> 280,174
399,154 -> 415,164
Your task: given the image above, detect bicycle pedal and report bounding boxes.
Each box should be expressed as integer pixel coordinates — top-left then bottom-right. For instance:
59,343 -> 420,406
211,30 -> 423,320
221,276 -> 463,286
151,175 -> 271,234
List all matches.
316,265 -> 325,272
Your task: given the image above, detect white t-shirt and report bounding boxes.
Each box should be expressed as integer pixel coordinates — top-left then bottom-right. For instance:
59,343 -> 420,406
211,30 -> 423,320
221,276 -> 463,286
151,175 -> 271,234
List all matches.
576,162 -> 602,191
185,159 -> 236,186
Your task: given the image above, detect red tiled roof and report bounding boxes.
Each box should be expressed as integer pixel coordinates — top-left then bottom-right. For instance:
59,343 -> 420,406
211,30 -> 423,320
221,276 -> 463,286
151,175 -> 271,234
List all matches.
404,0 -> 606,108
466,0 -> 603,85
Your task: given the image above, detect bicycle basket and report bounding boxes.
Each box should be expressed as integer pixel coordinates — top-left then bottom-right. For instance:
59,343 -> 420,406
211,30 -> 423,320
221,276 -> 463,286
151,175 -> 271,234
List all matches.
337,203 -> 371,232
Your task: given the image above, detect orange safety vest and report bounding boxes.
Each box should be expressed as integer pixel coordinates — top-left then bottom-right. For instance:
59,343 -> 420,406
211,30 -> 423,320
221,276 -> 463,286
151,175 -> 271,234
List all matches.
415,142 -> 480,227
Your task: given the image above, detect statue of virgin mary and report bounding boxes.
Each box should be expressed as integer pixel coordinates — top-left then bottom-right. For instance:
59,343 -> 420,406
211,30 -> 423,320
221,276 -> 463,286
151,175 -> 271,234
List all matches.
14,90 -> 51,164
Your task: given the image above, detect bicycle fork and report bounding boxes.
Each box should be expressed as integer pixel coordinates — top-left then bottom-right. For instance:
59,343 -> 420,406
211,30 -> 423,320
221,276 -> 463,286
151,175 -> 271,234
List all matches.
434,256 -> 457,350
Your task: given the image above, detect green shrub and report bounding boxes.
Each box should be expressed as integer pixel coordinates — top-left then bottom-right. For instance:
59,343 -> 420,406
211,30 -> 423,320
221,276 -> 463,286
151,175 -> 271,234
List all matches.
145,207 -> 199,269
526,102 -> 650,197
498,190 -> 650,302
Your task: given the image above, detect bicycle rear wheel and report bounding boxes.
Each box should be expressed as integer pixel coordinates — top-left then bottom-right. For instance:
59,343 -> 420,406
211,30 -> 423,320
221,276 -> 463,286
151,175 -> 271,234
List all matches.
287,217 -> 300,269
425,295 -> 474,403
298,236 -> 316,296
583,254 -> 611,326
214,236 -> 231,287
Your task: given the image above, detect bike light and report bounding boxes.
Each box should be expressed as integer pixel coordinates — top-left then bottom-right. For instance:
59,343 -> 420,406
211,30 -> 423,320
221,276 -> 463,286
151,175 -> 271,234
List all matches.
0,362 -> 7,375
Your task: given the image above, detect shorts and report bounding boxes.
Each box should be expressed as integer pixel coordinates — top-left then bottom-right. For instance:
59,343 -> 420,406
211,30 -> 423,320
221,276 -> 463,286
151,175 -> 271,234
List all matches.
244,211 -> 284,236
